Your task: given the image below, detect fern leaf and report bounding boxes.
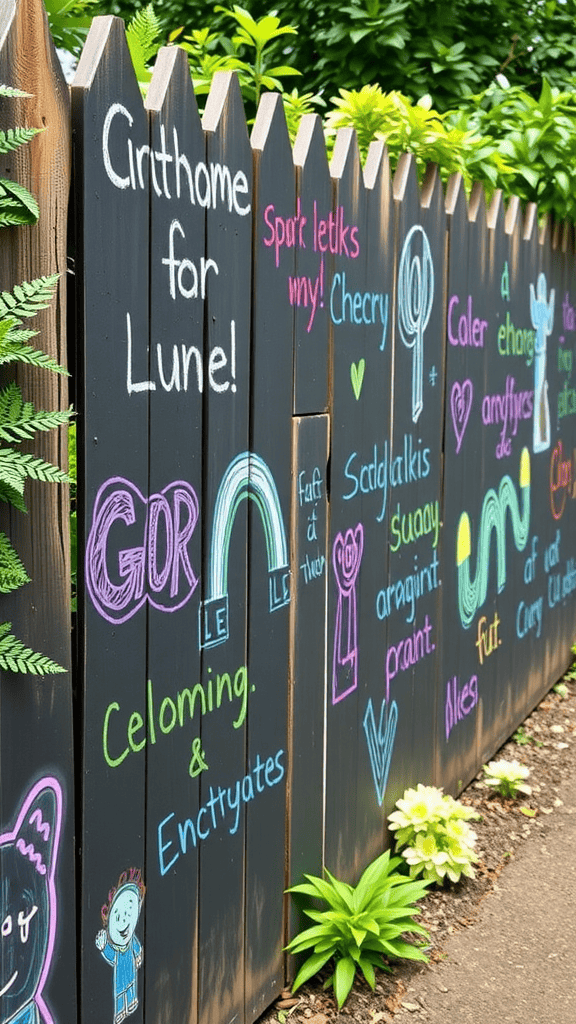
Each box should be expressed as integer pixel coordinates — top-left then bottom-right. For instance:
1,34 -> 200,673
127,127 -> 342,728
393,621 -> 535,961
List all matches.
0,178 -> 39,225
0,85 -> 32,98
0,275 -> 58,325
0,331 -> 68,374
0,533 -> 29,593
0,479 -> 27,512
0,449 -> 71,486
0,127 -> 41,154
0,383 -> 72,442
0,622 -> 66,674
126,3 -> 162,84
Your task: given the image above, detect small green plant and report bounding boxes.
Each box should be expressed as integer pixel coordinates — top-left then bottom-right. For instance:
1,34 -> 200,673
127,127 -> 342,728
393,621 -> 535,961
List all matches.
553,682 -> 568,698
0,84 -> 72,674
482,759 -> 531,799
388,784 -> 479,885
512,725 -> 532,746
285,850 -> 430,1009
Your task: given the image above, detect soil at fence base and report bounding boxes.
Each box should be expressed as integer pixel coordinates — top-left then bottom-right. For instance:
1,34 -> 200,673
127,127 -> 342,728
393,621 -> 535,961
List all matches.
262,668 -> 576,1024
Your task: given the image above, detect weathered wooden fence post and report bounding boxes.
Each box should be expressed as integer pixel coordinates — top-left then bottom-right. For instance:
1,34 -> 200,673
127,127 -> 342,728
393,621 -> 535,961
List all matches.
0,0 -> 75,1022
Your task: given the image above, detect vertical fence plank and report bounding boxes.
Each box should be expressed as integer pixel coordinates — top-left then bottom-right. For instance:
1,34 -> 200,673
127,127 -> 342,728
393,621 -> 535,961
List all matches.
197,70 -> 252,1024
288,413 -> 329,945
292,115 -> 332,415
353,141 -> 395,863
324,128 -> 367,881
0,1 -> 75,1022
440,176 -> 485,792
385,157 -> 444,809
144,46 -> 205,1024
72,17 -> 149,1024
246,93 -> 294,1019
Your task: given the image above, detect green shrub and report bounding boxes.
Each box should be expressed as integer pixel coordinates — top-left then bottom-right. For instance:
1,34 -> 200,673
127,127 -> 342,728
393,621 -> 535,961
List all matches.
286,850 -> 430,1008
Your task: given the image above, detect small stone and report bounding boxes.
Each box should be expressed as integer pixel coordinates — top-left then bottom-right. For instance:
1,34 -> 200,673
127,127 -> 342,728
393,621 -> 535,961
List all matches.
436,983 -> 449,993
401,1002 -> 421,1013
551,724 -> 565,733
554,798 -> 564,807
277,999 -> 300,1009
556,742 -> 570,749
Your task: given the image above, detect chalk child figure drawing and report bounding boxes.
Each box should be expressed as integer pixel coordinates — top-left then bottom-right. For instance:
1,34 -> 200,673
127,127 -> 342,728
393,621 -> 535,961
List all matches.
96,870 -> 145,1024
0,776 -> 63,1024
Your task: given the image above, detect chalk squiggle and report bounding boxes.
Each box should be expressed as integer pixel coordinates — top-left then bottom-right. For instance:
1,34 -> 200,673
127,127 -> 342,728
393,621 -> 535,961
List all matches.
456,447 -> 530,628
29,809 -> 51,841
16,838 -> 47,876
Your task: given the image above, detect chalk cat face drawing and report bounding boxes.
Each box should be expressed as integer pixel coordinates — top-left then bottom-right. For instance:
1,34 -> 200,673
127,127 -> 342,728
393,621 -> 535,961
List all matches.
0,777 -> 62,1024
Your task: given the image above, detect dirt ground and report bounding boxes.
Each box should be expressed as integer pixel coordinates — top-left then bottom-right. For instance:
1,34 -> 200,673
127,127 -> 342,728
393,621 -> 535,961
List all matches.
264,660 -> 576,1024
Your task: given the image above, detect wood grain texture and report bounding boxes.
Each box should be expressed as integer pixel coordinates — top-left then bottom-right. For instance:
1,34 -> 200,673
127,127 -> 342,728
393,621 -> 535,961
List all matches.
0,2 -> 75,1023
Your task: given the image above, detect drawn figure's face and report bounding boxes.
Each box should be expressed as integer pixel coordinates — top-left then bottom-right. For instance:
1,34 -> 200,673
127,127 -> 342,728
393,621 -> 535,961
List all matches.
0,844 -> 48,1022
108,887 -> 140,948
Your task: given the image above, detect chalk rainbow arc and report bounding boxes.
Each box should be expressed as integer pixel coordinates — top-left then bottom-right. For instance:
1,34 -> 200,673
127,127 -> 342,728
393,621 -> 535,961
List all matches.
200,452 -> 290,648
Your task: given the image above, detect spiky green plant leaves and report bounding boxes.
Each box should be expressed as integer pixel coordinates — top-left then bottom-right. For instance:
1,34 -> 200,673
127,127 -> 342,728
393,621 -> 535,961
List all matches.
286,850 -> 430,1008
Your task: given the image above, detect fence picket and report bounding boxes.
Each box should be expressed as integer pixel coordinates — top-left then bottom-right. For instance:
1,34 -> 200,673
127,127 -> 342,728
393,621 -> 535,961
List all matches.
72,16 -> 149,1024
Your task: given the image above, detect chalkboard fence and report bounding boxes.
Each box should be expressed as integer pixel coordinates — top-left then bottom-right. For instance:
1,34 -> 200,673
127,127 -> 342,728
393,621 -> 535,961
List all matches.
2,2 -> 576,1023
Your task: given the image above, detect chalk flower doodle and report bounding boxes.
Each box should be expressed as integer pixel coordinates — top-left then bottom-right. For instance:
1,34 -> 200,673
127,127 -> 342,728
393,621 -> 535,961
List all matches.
96,869 -> 145,1024
363,697 -> 398,806
397,225 -> 434,424
530,273 -> 554,454
0,776 -> 63,1024
456,448 -> 530,628
332,524 -> 363,703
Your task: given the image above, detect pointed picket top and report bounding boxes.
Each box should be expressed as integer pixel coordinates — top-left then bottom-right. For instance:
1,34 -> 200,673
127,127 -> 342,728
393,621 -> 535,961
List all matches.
469,181 -> 488,227
146,44 -> 202,126
445,171 -> 465,219
364,139 -> 390,193
330,126 -> 362,187
486,187 -> 505,232
202,69 -> 250,147
523,202 -> 538,244
74,15 -> 134,93
251,90 -> 291,161
293,113 -> 327,174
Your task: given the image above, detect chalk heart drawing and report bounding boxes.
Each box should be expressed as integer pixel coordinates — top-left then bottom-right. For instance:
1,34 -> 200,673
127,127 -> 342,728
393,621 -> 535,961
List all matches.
450,379 -> 473,454
363,698 -> 398,806
350,359 -> 366,400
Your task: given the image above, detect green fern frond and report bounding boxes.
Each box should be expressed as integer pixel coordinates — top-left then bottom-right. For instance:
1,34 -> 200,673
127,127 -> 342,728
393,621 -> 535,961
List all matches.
0,127 -> 41,154
0,622 -> 65,674
0,448 -> 71,486
126,3 -> 162,84
0,383 -> 72,443
0,275 -> 58,325
0,178 -> 39,226
0,329 -> 68,374
0,85 -> 32,98
0,533 -> 29,593
0,479 -> 26,512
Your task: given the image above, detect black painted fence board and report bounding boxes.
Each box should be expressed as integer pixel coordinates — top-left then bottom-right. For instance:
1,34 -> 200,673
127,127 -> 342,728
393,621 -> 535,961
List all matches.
288,413 -> 329,946
72,17 -> 149,1024
246,93 -> 294,1019
144,46 -> 205,1024
197,70 -> 252,1024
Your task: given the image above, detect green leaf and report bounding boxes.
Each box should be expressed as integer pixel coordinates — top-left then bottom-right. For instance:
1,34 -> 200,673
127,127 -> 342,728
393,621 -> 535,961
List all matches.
0,622 -> 66,675
0,275 -> 59,325
0,533 -> 29,593
0,178 -> 39,224
291,950 -> 334,992
358,956 -> 376,990
0,127 -> 41,155
334,956 -> 356,1009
